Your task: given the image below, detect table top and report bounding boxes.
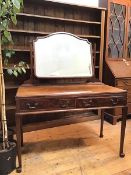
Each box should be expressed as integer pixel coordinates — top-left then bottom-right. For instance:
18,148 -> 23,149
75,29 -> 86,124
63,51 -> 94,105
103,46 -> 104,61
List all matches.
16,83 -> 126,98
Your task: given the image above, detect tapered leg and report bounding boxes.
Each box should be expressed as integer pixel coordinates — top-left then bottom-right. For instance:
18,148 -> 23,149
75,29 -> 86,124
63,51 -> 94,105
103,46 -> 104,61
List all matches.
15,114 -> 22,173
119,106 -> 127,158
100,109 -> 104,138
20,116 -> 23,147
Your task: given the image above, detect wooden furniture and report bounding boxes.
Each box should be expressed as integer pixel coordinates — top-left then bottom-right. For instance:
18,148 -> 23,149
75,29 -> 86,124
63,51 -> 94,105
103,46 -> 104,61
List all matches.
104,0 -> 131,124
5,0 -> 106,128
15,32 -> 127,172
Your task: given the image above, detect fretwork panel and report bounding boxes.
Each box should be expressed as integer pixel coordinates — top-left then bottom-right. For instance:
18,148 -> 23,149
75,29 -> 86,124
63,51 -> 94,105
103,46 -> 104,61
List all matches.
108,3 -> 126,58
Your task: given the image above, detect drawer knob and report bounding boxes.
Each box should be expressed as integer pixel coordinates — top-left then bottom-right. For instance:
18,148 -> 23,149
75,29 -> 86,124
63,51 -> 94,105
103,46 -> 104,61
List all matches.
26,103 -> 38,109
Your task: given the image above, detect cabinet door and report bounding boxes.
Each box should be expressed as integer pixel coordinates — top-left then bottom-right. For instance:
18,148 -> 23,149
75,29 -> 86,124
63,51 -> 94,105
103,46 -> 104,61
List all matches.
106,0 -> 128,59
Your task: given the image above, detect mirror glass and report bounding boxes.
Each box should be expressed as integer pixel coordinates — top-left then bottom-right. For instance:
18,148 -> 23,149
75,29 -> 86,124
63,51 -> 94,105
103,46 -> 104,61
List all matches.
34,33 -> 93,78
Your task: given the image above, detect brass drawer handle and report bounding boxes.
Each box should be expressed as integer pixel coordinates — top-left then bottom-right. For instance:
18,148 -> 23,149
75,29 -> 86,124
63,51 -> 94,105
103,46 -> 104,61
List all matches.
111,99 -> 118,105
26,103 -> 38,109
83,99 -> 93,107
60,103 -> 68,108
59,100 -> 70,108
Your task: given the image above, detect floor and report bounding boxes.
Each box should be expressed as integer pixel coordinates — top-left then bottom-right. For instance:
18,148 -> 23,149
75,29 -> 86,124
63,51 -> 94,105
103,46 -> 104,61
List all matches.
11,119 -> 131,175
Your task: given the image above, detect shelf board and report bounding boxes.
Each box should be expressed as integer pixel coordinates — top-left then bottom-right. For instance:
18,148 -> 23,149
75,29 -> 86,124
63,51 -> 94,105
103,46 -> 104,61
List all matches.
9,29 -> 101,39
9,29 -> 49,35
6,105 -> 16,111
21,112 -> 99,133
3,64 -> 31,70
5,84 -> 19,90
2,46 -> 30,52
10,47 -> 30,52
78,34 -> 101,39
17,13 -> 101,25
2,47 -> 100,53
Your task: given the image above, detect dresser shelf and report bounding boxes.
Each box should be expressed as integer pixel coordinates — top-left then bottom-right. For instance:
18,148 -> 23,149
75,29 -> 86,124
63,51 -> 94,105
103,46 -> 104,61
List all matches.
9,29 -> 101,39
6,105 -> 16,111
5,84 -> 19,90
17,12 -> 101,25
3,64 -> 31,70
4,0 -> 106,127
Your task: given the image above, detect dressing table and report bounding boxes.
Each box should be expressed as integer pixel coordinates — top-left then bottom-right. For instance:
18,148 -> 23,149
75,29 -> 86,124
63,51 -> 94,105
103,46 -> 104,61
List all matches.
15,32 -> 127,172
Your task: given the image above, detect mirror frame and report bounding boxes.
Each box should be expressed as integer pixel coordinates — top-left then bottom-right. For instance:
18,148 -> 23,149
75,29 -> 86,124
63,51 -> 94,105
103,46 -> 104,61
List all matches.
33,32 -> 94,79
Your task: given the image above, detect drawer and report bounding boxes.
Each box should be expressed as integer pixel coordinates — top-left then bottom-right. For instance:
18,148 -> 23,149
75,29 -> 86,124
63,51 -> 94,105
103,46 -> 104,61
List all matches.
116,79 -> 131,91
76,96 -> 126,108
128,103 -> 131,114
113,102 -> 131,115
19,97 -> 75,111
127,94 -> 131,103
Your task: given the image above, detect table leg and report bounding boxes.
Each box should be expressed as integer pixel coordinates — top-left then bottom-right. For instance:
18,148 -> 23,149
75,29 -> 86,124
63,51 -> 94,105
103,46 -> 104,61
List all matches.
119,106 -> 127,158
15,114 -> 22,173
20,116 -> 23,147
100,109 -> 104,138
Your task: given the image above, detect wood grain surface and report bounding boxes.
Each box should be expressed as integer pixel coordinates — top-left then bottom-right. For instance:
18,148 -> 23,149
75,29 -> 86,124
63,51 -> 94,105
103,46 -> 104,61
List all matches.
11,119 -> 131,175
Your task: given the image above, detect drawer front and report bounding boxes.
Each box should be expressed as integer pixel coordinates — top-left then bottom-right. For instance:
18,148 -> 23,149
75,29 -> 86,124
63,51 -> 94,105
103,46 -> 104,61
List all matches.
116,79 -> 131,91
128,103 -> 131,114
113,103 -> 131,116
127,94 -> 131,103
76,96 -> 126,108
19,97 -> 75,111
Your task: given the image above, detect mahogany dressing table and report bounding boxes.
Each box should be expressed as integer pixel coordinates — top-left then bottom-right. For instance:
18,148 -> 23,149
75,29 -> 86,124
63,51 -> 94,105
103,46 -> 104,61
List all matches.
15,32 -> 127,172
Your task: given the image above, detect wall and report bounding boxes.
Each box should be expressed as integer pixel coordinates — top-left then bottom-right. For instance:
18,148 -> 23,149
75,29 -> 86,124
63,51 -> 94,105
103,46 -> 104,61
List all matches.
99,0 -> 107,8
46,0 -> 107,8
